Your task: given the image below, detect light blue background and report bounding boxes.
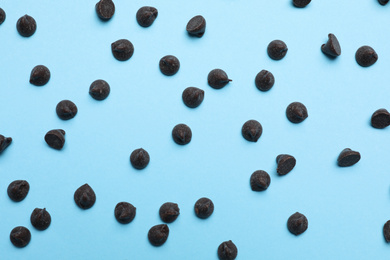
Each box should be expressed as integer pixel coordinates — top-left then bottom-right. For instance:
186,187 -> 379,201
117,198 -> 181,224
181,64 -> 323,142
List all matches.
0,0 -> 389,259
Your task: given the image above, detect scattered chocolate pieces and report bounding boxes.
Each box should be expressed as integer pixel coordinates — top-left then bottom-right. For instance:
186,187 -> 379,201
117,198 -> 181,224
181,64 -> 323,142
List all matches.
74,184 -> 96,210
218,240 -> 238,260
371,109 -> 390,129
115,202 -> 136,224
186,15 -> 206,37
321,33 -> 341,57
159,202 -> 180,223
10,226 -> 31,248
255,70 -> 274,92
56,100 -> 78,120
7,180 -> 29,202
383,220 -> 390,242
172,124 -> 192,145
159,55 -> 180,76
379,0 -> 389,5
241,120 -> 263,142
148,224 -> 169,246
89,80 -> 110,100
0,134 -> 12,153
29,65 -> 50,86
287,212 -> 308,235
16,15 -> 36,37
250,170 -> 271,191
355,46 -> 378,67
267,40 -> 288,60
286,102 -> 308,123
0,8 -> 5,25
293,0 -> 311,7
111,39 -> 134,61
337,148 -> 361,167
276,154 -> 296,176
182,87 -> 204,108
208,69 -> 232,89
130,148 -> 150,170
45,129 -> 65,150
136,6 -> 158,27
30,208 -> 51,231
95,0 -> 115,21
194,197 -> 214,219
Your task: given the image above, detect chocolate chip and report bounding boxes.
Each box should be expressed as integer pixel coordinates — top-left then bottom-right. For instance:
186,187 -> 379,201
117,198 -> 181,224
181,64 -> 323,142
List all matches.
379,0 -> 389,5
10,226 -> 31,248
255,70 -> 274,92
115,202 -> 136,224
159,55 -> 180,76
89,80 -> 110,100
371,109 -> 390,129
74,184 -> 96,210
148,224 -> 169,246
7,180 -> 29,202
337,148 -> 360,167
0,134 -> 12,153
130,148 -> 150,170
95,0 -> 115,21
172,124 -> 192,145
194,197 -> 214,219
241,120 -> 262,142
111,39 -> 134,61
159,202 -> 180,223
287,212 -> 308,235
267,40 -> 288,60
182,87 -> 204,108
321,33 -> 341,57
56,100 -> 77,120
29,65 -> 50,86
286,102 -> 308,123
384,220 -> 390,242
30,208 -> 51,231
0,8 -> 6,25
293,0 -> 311,7
136,6 -> 158,27
217,240 -> 238,260
45,129 -> 65,150
186,15 -> 206,37
355,46 -> 378,67
250,170 -> 271,191
208,69 -> 232,89
276,154 -> 296,176
16,15 -> 36,37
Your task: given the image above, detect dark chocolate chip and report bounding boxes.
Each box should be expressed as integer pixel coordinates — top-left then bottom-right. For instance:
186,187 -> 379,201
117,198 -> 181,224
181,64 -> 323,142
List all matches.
45,129 -> 65,150
379,0 -> 389,5
29,65 -> 50,86
255,70 -> 274,92
293,0 -> 311,7
0,134 -> 12,153
218,240 -> 238,260
182,87 -> 204,108
355,46 -> 378,67
371,109 -> 390,129
207,69 -> 232,89
30,208 -> 51,231
136,6 -> 158,27
194,197 -> 214,219
130,148 -> 150,170
286,102 -> 308,123
10,226 -> 31,248
321,33 -> 341,57
148,224 -> 169,246
384,220 -> 390,242
56,100 -> 77,120
250,170 -> 271,191
159,55 -> 180,76
337,148 -> 360,167
172,124 -> 192,145
16,15 -> 36,37
95,0 -> 115,21
267,40 -> 288,60
111,39 -> 134,61
89,80 -> 110,100
74,184 -> 96,210
159,202 -> 180,223
241,120 -> 262,142
276,154 -> 296,176
186,15 -> 206,37
287,212 -> 308,235
114,202 -> 136,224
0,8 -> 6,25
7,180 -> 29,202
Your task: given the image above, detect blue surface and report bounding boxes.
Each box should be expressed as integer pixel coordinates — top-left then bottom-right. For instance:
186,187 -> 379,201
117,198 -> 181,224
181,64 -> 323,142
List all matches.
0,0 -> 390,259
